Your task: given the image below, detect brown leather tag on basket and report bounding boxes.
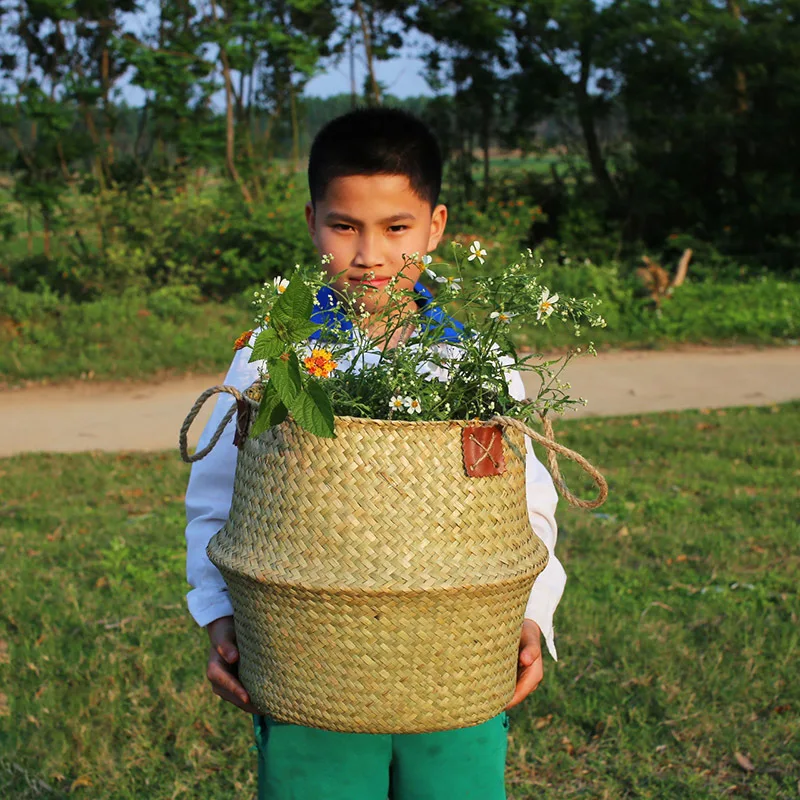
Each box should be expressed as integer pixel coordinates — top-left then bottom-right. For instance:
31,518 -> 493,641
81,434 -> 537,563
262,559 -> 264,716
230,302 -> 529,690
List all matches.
463,425 -> 506,477
233,398 -> 251,448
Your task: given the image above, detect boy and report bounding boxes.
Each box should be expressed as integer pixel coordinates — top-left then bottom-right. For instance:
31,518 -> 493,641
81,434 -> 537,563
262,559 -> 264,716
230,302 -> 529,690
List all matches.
185,107 -> 566,799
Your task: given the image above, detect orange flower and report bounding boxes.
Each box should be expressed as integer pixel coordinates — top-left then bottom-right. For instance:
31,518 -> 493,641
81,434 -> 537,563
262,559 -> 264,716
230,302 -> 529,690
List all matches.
233,330 -> 253,351
303,348 -> 337,378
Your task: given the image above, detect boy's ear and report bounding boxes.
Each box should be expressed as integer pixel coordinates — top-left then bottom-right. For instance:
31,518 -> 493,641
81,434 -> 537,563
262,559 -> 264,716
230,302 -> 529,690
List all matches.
305,201 -> 317,243
426,203 -> 448,253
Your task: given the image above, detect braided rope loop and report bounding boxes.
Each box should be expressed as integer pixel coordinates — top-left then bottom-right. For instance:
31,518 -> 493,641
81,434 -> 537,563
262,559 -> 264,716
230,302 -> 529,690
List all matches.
487,413 -> 608,509
179,385 -> 259,463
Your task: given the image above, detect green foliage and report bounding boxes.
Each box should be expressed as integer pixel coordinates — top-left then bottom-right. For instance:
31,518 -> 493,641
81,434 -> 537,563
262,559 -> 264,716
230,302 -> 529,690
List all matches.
1,173 -> 315,301
248,272 -> 334,438
239,248 -> 605,438
444,176 -> 546,264
2,404 -> 798,796
289,378 -> 336,438
250,382 -> 289,437
2,260 -> 798,386
3,0 -> 800,272
0,284 -> 250,385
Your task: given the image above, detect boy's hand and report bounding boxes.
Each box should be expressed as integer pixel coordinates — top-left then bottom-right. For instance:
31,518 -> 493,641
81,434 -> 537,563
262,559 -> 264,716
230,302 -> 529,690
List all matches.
504,619 -> 544,711
206,616 -> 260,714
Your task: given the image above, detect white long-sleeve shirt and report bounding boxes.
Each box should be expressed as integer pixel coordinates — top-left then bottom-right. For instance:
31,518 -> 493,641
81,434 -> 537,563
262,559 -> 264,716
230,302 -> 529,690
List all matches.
184,345 -> 567,660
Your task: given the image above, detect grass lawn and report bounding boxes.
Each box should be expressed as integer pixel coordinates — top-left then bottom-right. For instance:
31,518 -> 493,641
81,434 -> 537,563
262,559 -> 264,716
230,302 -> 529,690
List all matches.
2,278 -> 798,386
1,403 -> 798,798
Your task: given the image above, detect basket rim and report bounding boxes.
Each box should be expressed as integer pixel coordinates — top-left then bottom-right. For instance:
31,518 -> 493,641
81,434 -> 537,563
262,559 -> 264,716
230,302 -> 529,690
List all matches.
242,384 -> 517,431
278,414 -> 510,430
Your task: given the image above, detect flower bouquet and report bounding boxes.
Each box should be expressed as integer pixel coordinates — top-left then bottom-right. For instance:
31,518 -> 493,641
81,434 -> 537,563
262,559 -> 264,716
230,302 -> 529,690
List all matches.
180,243 -> 608,734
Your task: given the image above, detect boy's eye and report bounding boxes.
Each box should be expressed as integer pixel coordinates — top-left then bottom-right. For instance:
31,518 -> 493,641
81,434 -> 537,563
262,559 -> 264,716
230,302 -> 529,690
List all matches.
332,223 -> 353,232
388,225 -> 408,232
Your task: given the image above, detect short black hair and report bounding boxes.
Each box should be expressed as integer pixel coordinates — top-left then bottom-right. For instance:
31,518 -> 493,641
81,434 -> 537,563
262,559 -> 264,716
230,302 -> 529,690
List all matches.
308,107 -> 442,209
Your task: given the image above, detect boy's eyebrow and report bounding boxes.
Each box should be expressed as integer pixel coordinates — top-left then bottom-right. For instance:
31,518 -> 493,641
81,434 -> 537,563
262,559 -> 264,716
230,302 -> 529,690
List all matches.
324,211 -> 416,225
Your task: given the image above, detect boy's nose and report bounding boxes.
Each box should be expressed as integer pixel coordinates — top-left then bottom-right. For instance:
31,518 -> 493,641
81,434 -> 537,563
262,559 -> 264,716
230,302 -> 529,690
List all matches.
353,233 -> 385,269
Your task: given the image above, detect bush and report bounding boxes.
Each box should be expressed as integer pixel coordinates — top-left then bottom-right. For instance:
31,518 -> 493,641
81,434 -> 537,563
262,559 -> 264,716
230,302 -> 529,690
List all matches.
443,176 -> 545,264
2,170 -> 317,302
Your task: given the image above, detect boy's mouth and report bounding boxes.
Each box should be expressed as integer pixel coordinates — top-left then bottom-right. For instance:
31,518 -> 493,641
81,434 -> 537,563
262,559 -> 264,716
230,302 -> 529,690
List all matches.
351,275 -> 391,290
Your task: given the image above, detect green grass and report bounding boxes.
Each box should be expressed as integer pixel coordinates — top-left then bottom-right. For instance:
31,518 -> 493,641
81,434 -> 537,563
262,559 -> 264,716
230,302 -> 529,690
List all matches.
1,277 -> 798,386
0,289 -> 252,386
1,404 -> 798,798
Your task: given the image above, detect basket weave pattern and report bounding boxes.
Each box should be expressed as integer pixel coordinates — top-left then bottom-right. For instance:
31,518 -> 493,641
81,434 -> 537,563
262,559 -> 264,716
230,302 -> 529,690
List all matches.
207,415 -> 549,733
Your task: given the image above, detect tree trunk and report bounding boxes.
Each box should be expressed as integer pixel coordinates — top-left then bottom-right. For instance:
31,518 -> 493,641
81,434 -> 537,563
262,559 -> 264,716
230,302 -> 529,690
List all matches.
481,102 -> 491,207
727,0 -> 748,114
262,102 -> 280,153
43,212 -> 51,259
56,141 -> 71,182
211,0 -> 253,204
576,39 -> 617,207
349,25 -> 357,108
290,81 -> 301,169
101,46 -> 114,166
62,19 -> 109,187
354,0 -> 381,106
224,51 -> 253,202
134,100 -> 149,167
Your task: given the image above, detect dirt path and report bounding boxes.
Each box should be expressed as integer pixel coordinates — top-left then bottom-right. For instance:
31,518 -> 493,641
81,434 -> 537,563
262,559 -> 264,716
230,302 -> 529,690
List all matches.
1,346 -> 797,457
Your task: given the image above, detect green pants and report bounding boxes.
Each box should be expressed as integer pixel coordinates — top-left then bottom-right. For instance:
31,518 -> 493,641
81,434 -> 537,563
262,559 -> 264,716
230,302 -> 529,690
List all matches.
253,712 -> 509,799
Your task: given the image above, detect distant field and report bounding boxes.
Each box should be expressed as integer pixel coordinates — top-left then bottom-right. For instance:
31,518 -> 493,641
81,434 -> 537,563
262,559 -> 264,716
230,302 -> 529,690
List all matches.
1,403 -> 798,798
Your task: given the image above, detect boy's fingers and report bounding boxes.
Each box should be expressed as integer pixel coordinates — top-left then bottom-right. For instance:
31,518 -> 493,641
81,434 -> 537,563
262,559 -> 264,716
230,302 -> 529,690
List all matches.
217,643 -> 239,664
505,654 -> 544,711
204,619 -> 258,714
207,617 -> 238,658
212,681 -> 261,715
518,621 -> 542,667
504,674 -> 540,710
207,652 -> 249,703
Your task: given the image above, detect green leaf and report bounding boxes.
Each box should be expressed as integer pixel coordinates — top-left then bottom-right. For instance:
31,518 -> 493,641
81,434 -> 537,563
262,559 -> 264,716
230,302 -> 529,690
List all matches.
289,379 -> 335,438
249,382 -> 288,438
272,275 -> 314,326
249,328 -> 285,361
284,320 -> 321,343
268,352 -> 302,407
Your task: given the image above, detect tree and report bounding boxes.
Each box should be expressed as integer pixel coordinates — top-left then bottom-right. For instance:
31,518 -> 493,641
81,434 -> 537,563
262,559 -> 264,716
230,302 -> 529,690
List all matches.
120,0 -> 220,177
506,0 -> 621,209
414,0 -> 514,204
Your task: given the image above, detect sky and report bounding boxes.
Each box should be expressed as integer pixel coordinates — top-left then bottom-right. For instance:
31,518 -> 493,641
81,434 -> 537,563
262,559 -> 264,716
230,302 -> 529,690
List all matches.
2,0 -> 440,106
305,53 -> 435,99
119,50 -> 436,109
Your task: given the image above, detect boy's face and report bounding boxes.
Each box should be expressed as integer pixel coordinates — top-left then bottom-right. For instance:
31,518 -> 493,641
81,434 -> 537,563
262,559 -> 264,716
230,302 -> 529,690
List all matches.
305,174 -> 447,316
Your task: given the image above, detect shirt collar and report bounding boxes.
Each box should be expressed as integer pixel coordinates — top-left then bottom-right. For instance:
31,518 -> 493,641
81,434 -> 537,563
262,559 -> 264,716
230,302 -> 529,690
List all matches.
310,282 -> 464,343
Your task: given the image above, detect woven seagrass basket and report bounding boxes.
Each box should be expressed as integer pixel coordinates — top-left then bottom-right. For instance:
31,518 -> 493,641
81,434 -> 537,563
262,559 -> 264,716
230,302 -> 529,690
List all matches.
180,384 -> 607,734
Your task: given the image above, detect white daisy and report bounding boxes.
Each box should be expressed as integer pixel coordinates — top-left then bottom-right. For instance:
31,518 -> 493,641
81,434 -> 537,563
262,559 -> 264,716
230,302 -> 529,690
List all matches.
490,310 -> 516,324
403,397 -> 422,414
274,276 -> 290,294
389,395 -> 405,411
537,288 -> 559,320
435,275 -> 462,291
467,240 -> 487,264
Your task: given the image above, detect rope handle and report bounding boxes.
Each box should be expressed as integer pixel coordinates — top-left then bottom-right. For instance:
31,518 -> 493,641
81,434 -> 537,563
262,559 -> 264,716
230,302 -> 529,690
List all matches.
179,384 -> 260,463
486,413 -> 608,509
179,385 -> 609,509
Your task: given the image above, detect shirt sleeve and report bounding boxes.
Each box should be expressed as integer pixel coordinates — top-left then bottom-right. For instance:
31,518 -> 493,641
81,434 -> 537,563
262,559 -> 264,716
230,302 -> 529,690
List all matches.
507,369 -> 566,661
184,345 -> 261,628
